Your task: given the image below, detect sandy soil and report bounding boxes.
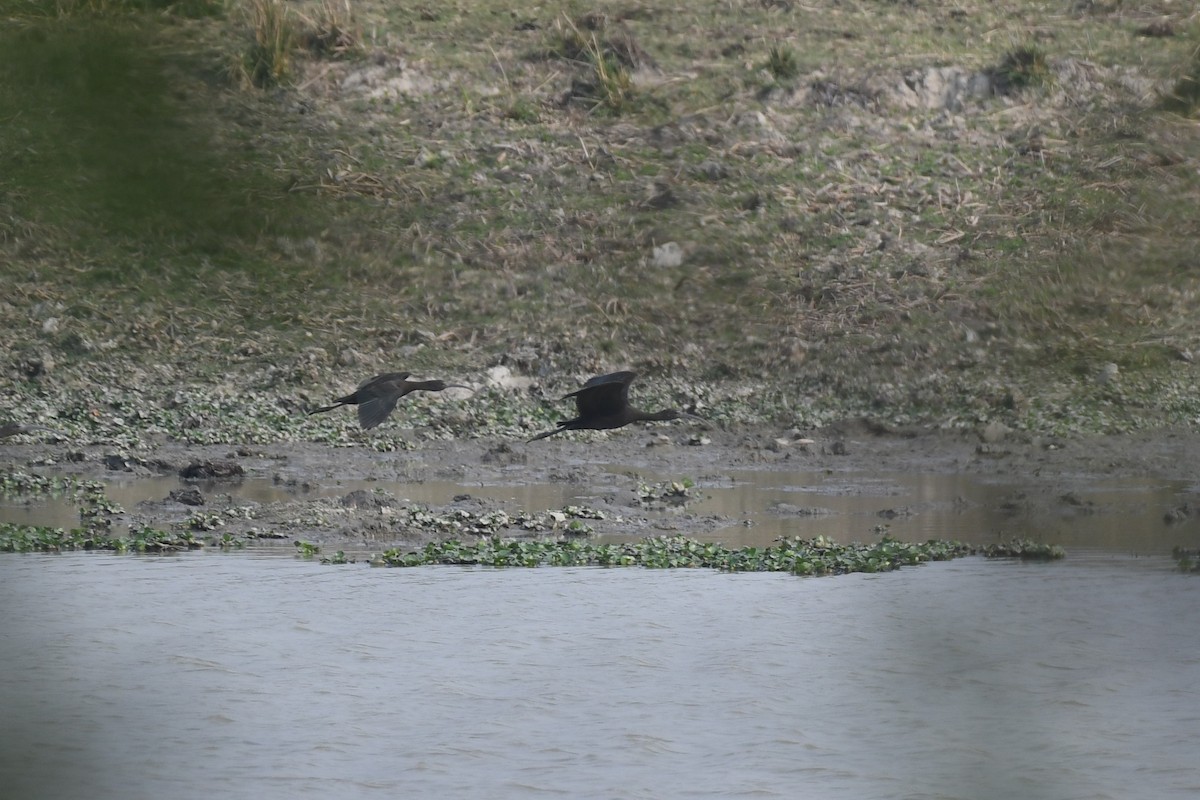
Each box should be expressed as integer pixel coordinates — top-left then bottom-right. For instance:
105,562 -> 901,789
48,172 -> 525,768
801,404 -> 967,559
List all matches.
7,421 -> 1199,551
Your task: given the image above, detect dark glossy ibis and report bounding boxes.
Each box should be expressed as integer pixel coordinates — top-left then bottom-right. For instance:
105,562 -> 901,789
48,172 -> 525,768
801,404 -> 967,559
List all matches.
528,371 -> 702,442
309,372 -> 471,430
0,422 -> 65,440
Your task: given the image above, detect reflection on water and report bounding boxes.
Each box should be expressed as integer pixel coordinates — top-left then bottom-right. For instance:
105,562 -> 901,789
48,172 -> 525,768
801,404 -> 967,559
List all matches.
3,466 -> 1198,554
1,553 -> 1197,799
683,469 -> 1200,552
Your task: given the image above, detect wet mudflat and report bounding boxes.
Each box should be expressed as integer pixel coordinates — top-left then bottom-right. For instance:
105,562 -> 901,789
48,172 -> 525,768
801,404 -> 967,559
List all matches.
2,551 -> 1197,800
4,427 -> 1200,554
3,467 -> 1198,556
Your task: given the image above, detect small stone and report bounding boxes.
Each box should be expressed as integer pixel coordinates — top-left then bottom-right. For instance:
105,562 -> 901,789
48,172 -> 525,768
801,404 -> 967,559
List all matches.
180,460 -> 245,480
696,160 -> 728,180
103,454 -> 131,471
23,354 -> 53,377
652,242 -> 683,268
168,488 -> 205,507
482,442 -> 527,465
980,421 -> 1010,444
339,489 -> 389,509
643,181 -> 680,210
1164,504 -> 1191,524
485,365 -> 532,390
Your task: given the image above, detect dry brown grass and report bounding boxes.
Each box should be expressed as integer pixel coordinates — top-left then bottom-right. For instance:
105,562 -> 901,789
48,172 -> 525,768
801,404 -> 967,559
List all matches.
4,0 -> 1200,431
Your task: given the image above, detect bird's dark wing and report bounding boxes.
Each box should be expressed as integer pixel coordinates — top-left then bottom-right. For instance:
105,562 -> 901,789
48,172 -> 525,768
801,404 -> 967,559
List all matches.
567,371 -> 635,420
357,395 -> 401,430
579,371 -> 636,390
359,372 -> 410,392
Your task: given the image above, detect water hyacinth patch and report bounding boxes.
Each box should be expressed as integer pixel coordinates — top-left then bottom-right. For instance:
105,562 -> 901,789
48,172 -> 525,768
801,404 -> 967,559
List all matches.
2,468 -> 125,536
0,522 -> 245,553
1172,547 -> 1200,573
293,540 -> 321,557
374,534 -> 982,575
0,470 -> 107,503
978,539 -> 1066,560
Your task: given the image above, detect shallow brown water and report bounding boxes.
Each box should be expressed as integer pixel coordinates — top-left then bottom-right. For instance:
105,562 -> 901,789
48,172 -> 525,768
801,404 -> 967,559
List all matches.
1,552 -> 1197,799
3,466 -> 1197,554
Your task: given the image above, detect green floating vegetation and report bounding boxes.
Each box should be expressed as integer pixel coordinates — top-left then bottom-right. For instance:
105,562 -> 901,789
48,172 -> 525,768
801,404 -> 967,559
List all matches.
2,468 -> 126,537
1172,547 -> 1200,573
293,539 -> 321,557
294,541 -> 355,564
0,523 -> 244,553
375,534 -> 976,575
979,539 -> 1066,560
0,470 -> 103,499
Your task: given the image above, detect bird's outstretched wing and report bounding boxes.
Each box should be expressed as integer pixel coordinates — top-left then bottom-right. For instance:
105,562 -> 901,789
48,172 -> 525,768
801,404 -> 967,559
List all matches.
357,395 -> 402,430
568,371 -> 635,420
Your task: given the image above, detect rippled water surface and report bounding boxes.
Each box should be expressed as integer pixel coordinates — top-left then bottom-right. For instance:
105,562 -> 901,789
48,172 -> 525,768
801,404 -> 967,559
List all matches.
2,552 -> 1197,799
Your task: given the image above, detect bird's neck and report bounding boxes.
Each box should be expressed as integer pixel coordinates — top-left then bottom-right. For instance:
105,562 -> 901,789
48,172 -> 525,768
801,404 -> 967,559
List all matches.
635,408 -> 677,422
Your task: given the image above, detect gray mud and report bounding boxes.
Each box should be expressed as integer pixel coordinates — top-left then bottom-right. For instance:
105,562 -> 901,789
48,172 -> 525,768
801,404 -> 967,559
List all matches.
5,421 -> 1199,552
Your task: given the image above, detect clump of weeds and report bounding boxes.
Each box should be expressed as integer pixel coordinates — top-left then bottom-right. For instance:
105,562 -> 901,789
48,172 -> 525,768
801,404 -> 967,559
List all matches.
1162,41 -> 1200,116
296,0 -> 361,59
991,44 -> 1054,93
552,14 -> 645,114
764,44 -> 799,82
241,0 -> 296,87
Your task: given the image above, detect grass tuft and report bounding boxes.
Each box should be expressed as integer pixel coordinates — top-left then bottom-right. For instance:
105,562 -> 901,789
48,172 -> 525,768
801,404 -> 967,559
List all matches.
241,0 -> 294,87
296,0 -> 360,58
553,14 -> 643,114
1162,42 -> 1200,116
765,44 -> 799,81
992,44 -> 1053,93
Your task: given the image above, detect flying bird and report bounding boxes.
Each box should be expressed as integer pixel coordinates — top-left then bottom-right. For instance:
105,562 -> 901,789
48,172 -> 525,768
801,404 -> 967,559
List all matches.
528,371 -> 702,442
309,372 -> 471,430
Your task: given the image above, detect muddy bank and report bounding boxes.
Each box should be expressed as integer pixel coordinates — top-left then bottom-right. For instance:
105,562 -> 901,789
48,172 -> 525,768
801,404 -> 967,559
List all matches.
4,422 -> 1198,552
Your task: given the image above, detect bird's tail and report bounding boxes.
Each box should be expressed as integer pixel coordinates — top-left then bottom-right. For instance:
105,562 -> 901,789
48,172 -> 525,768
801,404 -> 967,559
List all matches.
527,422 -> 570,442
308,402 -> 346,416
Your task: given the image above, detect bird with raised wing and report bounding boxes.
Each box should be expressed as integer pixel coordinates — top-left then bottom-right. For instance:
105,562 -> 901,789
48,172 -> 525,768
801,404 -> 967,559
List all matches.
528,371 -> 702,442
309,372 -> 471,430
